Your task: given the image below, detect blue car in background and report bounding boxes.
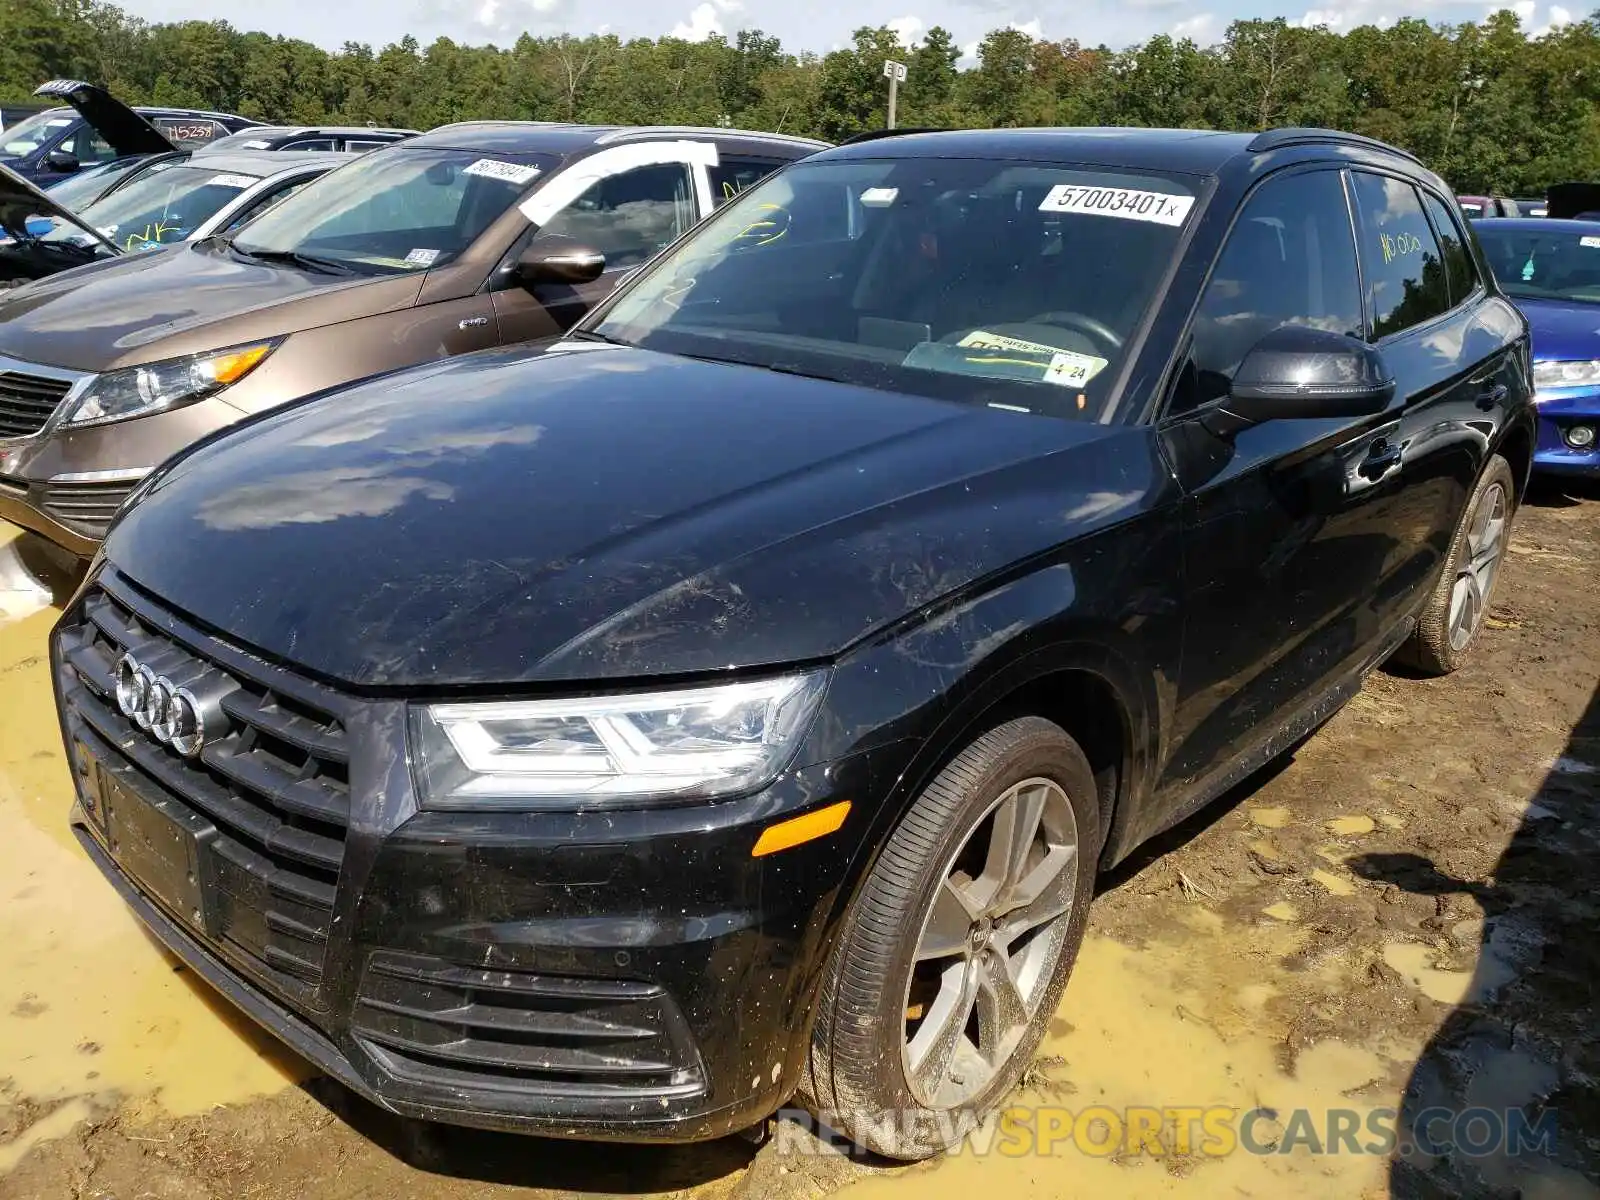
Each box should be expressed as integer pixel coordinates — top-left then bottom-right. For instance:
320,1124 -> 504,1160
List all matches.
1475,217 -> 1600,478
0,80 -> 257,188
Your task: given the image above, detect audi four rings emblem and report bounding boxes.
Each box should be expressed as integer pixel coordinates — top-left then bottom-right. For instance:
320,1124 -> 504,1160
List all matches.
114,653 -> 206,757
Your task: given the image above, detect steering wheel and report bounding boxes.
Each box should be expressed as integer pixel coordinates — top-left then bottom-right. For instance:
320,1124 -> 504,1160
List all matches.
1021,311 -> 1124,354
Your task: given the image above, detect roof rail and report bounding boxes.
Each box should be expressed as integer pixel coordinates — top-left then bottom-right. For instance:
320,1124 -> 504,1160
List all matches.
593,125 -> 829,147
838,127 -> 946,145
1246,127 -> 1420,163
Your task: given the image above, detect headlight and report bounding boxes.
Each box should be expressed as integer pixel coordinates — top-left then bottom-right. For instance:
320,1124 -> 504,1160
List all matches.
1532,359 -> 1600,394
58,341 -> 278,428
411,671 -> 829,811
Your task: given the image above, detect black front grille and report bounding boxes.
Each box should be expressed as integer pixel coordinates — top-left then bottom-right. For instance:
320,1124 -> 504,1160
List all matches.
352,952 -> 706,1100
56,573 -> 352,1009
0,369 -> 73,438
41,481 -> 138,537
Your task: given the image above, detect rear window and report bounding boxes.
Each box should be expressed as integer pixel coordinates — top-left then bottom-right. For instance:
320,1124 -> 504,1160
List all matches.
1350,172 -> 1451,338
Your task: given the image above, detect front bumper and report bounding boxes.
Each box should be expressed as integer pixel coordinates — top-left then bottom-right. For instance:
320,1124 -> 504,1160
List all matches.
53,567 -> 882,1141
1533,393 -> 1600,475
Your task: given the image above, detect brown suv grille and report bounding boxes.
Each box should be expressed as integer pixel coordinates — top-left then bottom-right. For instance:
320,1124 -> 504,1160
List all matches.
41,481 -> 139,537
55,574 -> 352,1009
0,370 -> 73,438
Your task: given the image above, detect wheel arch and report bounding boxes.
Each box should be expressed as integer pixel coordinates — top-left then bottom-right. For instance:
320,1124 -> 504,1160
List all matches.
1494,414 -> 1536,504
833,637 -> 1155,932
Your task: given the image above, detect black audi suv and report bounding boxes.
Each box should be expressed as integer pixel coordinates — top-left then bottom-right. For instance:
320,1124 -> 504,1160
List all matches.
52,126 -> 1534,1158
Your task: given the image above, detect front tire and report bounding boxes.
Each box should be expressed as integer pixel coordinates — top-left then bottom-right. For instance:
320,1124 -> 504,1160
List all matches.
1397,453 -> 1516,676
801,716 -> 1100,1160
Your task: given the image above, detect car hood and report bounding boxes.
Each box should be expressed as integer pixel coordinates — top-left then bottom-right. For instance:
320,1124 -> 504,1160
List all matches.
1516,297 -> 1600,361
0,160 -> 121,255
32,79 -> 177,157
0,240 -> 423,371
105,342 -> 1155,689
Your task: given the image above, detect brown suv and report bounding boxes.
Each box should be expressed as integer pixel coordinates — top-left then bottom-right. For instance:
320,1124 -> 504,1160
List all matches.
0,122 -> 826,556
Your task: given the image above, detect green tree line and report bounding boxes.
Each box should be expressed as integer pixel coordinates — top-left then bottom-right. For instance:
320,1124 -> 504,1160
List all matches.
5,0 -> 1600,192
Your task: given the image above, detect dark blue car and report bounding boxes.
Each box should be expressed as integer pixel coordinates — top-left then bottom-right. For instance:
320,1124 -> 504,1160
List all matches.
0,80 -> 257,188
1476,216 -> 1600,476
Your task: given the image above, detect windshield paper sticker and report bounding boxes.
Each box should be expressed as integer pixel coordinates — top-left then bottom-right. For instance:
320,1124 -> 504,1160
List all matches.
958,331 -> 1109,385
1044,351 -> 1108,387
405,247 -> 440,266
462,159 -> 541,186
1038,184 -> 1194,226
207,173 -> 257,189
860,186 -> 898,206
1583,236 -> 1600,249
242,139 -> 271,149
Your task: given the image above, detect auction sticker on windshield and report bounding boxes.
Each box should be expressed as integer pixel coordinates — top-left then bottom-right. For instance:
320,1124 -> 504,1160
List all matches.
207,174 -> 258,189
1038,184 -> 1195,226
958,330 -> 1109,384
462,159 -> 541,186
405,248 -> 440,266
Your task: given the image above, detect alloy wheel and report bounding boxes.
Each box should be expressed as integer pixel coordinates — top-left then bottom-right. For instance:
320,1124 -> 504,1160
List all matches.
1447,481 -> 1508,651
901,777 -> 1080,1109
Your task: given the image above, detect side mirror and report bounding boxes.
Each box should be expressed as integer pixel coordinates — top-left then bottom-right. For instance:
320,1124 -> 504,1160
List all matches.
515,237 -> 606,287
45,150 -> 81,174
1212,326 -> 1395,434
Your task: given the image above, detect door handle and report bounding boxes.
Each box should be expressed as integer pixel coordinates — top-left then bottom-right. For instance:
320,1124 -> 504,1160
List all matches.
1477,382 -> 1508,410
1359,438 -> 1404,480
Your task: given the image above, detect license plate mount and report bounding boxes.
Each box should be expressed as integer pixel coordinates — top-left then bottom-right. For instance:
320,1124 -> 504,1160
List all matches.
98,765 -> 217,934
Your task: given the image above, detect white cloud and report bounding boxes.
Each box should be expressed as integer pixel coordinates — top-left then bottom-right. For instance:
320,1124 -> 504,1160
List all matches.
669,0 -> 740,40
1512,0 -> 1536,20
887,14 -> 925,45
1531,2 -> 1572,33
1172,12 -> 1219,42
957,17 -> 1041,62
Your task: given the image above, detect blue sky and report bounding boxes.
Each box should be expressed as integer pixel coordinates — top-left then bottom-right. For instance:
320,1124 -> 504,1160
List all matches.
118,0 -> 1576,60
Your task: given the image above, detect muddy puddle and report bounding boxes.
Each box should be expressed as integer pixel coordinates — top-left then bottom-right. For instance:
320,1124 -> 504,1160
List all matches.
2,486 -> 1599,1200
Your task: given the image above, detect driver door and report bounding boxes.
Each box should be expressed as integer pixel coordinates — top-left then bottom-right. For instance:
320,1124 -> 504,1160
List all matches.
1154,167 -> 1413,818
492,159 -> 700,343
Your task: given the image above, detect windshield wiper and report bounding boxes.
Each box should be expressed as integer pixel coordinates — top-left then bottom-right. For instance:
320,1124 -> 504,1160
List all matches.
232,245 -> 356,276
569,329 -> 629,346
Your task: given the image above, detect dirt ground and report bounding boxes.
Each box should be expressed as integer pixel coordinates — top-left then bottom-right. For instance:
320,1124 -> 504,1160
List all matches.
1,481 -> 1597,1200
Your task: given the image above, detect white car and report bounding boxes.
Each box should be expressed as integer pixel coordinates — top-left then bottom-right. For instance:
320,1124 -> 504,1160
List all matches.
4,149 -> 359,274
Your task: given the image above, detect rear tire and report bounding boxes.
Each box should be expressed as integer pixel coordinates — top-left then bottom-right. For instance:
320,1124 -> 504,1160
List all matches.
1396,453 -> 1516,676
800,717 -> 1100,1160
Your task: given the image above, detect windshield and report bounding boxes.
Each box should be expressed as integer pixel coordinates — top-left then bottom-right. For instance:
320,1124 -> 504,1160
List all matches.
39,159 -> 248,251
44,160 -> 141,211
1476,224 -> 1600,303
2,111 -> 75,158
590,157 -> 1201,420
232,147 -> 555,275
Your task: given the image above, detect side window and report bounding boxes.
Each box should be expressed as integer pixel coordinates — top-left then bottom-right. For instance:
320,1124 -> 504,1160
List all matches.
283,138 -> 336,151
1424,192 -> 1480,307
708,157 -> 783,208
1350,172 -> 1451,339
1176,170 -> 1364,413
221,178 -> 315,235
60,127 -> 114,166
534,162 -> 695,270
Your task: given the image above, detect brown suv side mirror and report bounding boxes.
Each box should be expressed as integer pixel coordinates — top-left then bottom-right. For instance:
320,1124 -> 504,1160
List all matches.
514,237 -> 606,287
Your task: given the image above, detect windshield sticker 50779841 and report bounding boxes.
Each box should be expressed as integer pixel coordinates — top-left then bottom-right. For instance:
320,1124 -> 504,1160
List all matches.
1038,184 -> 1195,227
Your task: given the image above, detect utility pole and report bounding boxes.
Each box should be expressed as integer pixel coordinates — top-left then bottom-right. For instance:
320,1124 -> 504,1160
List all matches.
883,59 -> 907,129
